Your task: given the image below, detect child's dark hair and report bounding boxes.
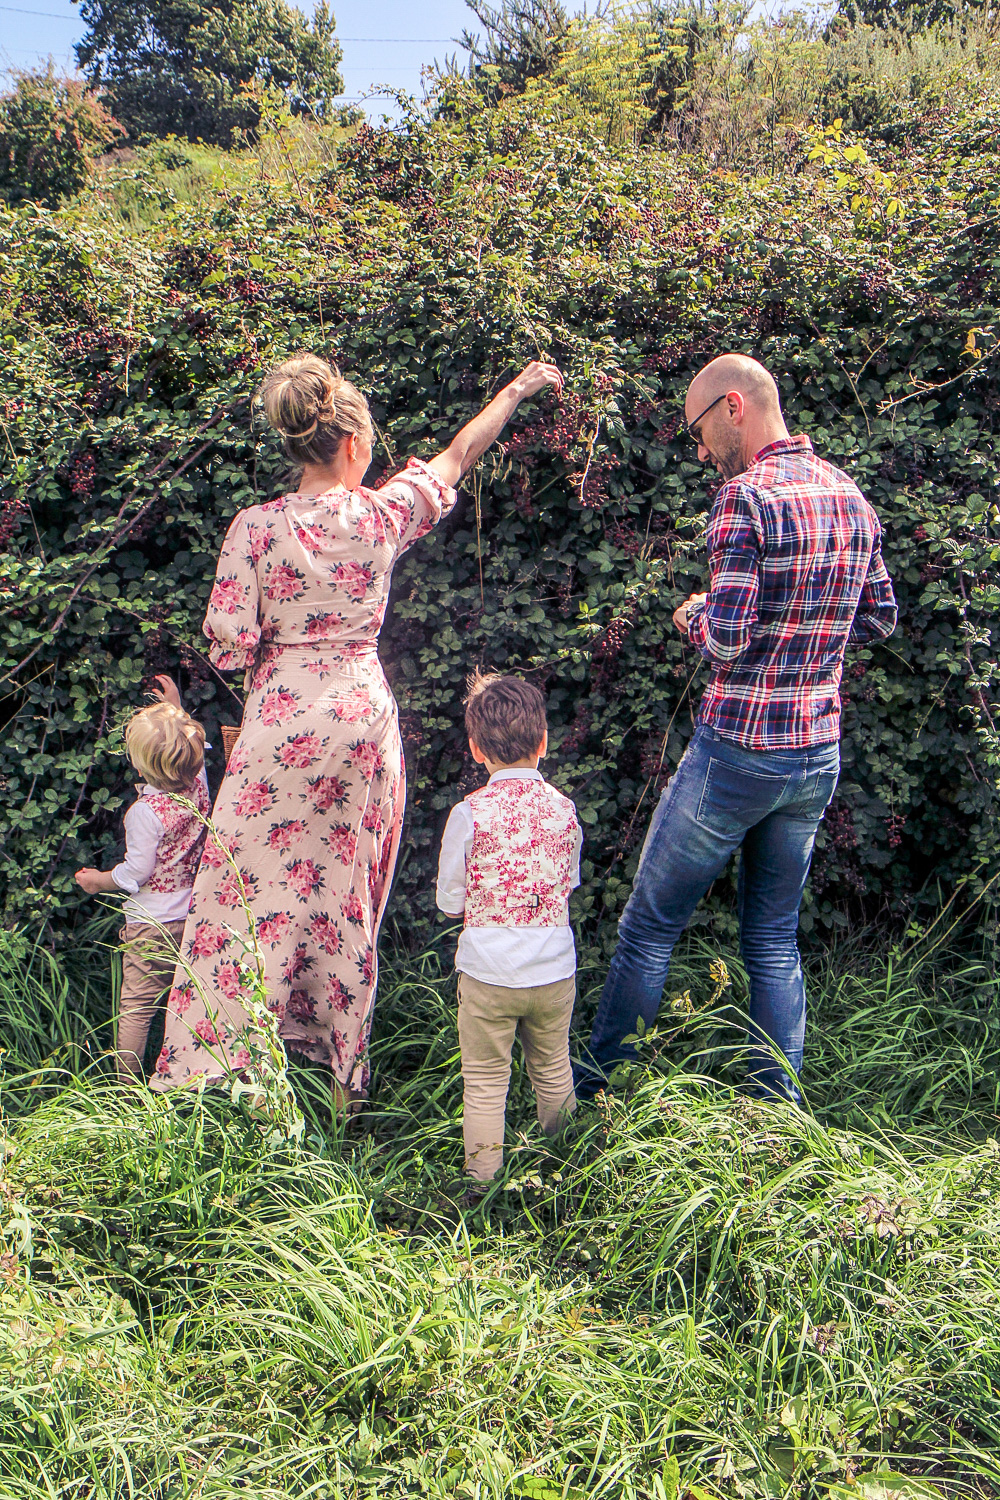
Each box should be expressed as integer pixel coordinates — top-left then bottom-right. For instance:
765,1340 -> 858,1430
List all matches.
464,670 -> 547,765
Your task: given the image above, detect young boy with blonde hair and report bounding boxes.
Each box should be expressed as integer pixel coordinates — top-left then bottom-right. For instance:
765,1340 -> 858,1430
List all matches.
436,671 -> 582,1182
76,676 -> 210,1078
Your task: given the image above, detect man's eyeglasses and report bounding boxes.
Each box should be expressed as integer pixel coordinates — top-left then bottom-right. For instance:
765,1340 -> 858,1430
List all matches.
683,392 -> 726,445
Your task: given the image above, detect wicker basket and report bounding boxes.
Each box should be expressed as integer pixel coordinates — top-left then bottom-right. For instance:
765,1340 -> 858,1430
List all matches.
220,724 -> 242,768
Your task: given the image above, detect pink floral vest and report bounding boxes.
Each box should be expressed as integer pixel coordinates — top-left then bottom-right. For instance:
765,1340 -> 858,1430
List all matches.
464,777 -> 579,929
144,775 -> 210,893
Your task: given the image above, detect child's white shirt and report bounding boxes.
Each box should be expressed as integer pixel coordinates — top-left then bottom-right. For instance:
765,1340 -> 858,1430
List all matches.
436,768 -> 582,989
112,767 -> 209,925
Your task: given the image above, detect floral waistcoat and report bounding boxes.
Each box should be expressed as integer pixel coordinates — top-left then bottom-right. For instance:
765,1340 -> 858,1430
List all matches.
464,778 -> 578,929
144,776 -> 211,893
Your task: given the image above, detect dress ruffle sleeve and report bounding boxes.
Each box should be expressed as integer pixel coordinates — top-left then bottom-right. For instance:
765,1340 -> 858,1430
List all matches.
202,511 -> 262,673
372,457 -> 459,557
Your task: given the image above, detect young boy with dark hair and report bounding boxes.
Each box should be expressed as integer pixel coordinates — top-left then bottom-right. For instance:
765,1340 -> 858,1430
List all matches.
436,670 -> 582,1182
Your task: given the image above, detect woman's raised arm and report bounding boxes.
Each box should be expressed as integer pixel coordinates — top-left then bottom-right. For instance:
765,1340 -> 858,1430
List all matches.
426,361 -> 564,488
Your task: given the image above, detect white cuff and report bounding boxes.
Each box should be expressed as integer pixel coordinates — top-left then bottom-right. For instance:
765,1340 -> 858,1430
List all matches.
111,863 -> 140,896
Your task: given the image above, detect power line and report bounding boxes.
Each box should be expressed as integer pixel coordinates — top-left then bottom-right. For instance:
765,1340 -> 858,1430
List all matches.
0,4 -> 76,15
0,7 -> 452,34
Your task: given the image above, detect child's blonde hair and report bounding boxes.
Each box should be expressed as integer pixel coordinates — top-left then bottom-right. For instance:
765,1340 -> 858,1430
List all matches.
124,702 -> 206,794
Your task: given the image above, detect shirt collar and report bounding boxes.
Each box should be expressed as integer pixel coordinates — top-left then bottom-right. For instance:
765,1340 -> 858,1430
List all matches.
751,434 -> 813,464
487,768 -> 543,783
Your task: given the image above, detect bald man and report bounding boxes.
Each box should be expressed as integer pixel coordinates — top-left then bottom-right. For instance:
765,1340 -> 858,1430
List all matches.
577,354 -> 897,1104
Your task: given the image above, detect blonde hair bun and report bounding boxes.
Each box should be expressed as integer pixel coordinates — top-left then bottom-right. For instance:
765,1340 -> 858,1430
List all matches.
258,352 -> 372,467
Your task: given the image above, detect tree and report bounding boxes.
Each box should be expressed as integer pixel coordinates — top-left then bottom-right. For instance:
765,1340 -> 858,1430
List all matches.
74,0 -> 345,147
838,0 -> 998,27
458,0 -> 575,97
0,66 -> 121,207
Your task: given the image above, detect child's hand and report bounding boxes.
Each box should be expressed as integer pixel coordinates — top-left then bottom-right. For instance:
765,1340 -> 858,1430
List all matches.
75,867 -> 114,895
148,674 -> 182,708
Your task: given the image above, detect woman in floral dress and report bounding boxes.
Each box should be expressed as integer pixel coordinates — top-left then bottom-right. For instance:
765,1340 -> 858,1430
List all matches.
152,352 -> 563,1110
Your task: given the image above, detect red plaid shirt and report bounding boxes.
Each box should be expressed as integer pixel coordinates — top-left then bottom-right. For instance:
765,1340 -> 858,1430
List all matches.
686,435 -> 897,750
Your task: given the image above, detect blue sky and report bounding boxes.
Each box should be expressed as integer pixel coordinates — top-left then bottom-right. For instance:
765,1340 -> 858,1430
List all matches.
0,0 -> 475,112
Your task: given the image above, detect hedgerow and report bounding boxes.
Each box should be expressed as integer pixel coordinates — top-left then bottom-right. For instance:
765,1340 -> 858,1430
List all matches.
1,83 -> 999,943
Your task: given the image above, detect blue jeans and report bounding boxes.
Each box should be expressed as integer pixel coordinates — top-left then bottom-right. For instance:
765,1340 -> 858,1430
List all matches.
577,725 -> 840,1102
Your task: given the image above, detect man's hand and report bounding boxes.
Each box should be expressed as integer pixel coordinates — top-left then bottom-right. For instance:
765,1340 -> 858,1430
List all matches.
672,592 -> 708,634
148,674 -> 182,707
75,868 -> 117,895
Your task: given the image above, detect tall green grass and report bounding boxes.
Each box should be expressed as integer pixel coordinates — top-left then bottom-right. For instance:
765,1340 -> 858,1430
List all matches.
1,923 -> 999,1498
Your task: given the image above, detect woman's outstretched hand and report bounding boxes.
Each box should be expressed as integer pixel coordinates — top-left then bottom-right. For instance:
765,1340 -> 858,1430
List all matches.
510,360 -> 564,401
428,360 -> 565,487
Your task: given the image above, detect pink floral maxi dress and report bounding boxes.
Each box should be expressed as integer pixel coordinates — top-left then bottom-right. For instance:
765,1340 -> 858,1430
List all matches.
151,459 -> 457,1093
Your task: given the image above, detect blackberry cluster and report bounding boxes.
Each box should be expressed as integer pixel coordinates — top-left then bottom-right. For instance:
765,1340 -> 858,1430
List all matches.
955,266 -> 989,308
653,414 -> 681,445
811,800 -> 866,898
141,620 -> 172,681
178,643 -> 211,688
641,335 -> 715,374
606,521 -> 642,559
757,299 -> 788,335
639,735 -> 671,791
67,452 -> 96,499
0,494 -> 25,550
61,326 -> 126,366
230,276 -> 267,305
398,710 -> 425,759
228,346 -> 261,375
83,375 -> 118,417
591,614 -> 635,688
182,307 -> 215,345
510,472 -> 534,520
824,800 -> 858,851
166,244 -> 220,288
504,392 -> 587,466
559,706 -> 593,754
573,454 -> 620,510
485,166 -> 527,191
886,815 -> 907,850
497,122 -> 527,153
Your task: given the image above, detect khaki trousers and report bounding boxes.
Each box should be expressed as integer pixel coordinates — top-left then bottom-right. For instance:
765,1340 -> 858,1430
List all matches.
118,921 -> 186,1079
457,972 -> 577,1182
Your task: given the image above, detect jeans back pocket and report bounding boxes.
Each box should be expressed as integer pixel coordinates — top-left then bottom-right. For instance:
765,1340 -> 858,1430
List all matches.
695,757 -> 792,839
796,766 -> 840,822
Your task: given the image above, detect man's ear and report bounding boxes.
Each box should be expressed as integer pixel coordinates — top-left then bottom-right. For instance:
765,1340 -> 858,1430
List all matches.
727,390 -> 746,424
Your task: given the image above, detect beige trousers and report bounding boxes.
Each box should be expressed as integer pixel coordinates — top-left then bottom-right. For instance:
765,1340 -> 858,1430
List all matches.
457,972 -> 577,1181
118,921 -> 186,1079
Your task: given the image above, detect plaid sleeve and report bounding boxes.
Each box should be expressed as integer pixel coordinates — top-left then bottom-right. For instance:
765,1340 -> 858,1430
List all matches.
850,527 -> 897,644
686,483 -> 763,664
